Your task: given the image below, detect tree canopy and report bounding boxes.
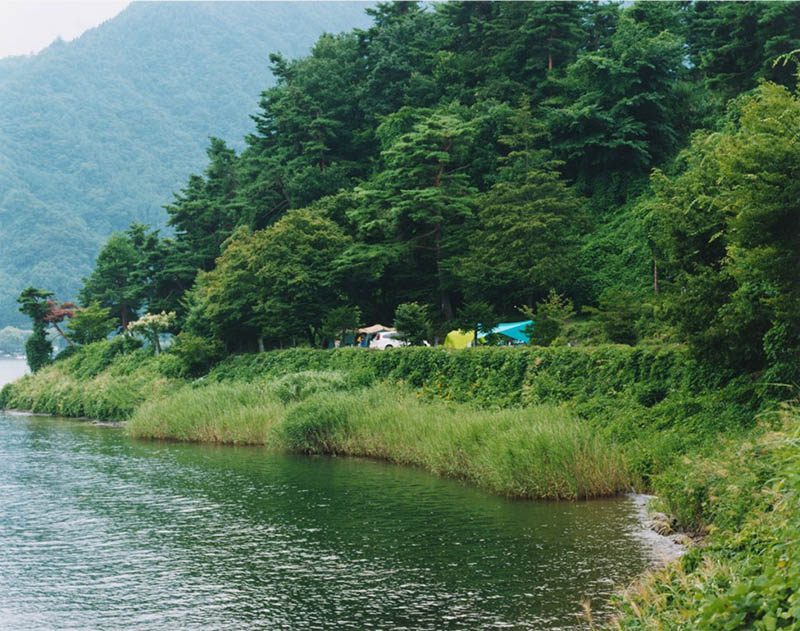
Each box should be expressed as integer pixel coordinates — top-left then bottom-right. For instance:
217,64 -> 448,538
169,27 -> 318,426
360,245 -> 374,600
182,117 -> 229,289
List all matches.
58,1 -> 800,379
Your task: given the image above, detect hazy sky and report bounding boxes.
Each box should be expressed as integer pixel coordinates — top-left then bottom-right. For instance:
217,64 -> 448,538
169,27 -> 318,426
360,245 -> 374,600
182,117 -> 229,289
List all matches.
0,0 -> 130,59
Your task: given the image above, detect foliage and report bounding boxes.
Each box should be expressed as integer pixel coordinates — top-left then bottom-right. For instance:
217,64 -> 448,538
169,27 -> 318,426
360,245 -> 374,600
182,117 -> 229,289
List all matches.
649,84 -> 800,379
127,311 -> 175,353
16,287 -> 54,372
612,407 -> 800,631
519,290 -> 575,347
189,209 -> 353,351
66,302 -> 116,345
79,231 -> 145,329
393,302 -> 431,346
590,288 -> 642,345
320,306 -> 361,346
453,300 -> 498,342
456,100 -> 586,312
164,331 -> 224,379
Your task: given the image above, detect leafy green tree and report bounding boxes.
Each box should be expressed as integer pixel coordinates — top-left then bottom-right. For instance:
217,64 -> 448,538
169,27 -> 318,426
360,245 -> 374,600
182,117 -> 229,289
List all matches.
16,286 -> 54,372
393,302 -> 431,346
649,83 -> 800,378
321,306 -> 361,346
457,101 -> 585,313
591,289 -> 641,346
362,104 -> 480,320
80,232 -> 144,329
547,12 -> 686,201
164,138 -> 241,274
688,1 -> 800,99
66,302 -> 116,345
520,290 -> 575,347
165,332 -> 225,378
191,209 -> 352,351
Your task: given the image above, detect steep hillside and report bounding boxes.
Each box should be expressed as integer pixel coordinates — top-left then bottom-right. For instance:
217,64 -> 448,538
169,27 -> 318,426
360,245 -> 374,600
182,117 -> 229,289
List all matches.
0,1 -> 372,326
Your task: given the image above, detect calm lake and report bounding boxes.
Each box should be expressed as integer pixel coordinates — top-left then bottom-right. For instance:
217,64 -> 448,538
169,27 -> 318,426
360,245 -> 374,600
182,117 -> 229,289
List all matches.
0,358 -> 658,630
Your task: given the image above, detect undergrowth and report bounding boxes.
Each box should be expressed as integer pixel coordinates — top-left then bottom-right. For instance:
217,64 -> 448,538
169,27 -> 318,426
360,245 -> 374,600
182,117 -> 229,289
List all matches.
610,404 -> 800,630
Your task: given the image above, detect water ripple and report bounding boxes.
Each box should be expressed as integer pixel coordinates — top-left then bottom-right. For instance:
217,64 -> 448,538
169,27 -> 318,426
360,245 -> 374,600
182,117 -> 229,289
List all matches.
0,412 -> 653,630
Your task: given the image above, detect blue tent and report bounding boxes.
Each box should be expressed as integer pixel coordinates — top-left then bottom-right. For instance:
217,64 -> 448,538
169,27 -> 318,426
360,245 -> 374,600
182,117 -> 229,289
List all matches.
477,320 -> 533,344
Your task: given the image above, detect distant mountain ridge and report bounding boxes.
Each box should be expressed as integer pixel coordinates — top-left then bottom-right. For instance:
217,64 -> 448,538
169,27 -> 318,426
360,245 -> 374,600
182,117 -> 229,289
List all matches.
0,1 -> 373,326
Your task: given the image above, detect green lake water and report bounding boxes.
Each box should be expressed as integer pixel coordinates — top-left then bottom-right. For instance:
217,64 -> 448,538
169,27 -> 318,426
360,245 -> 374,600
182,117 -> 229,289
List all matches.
0,359 -> 658,630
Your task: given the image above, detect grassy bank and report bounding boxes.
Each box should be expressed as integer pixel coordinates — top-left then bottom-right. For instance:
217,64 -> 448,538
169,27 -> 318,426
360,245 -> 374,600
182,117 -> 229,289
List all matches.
611,404 -> 800,630
130,378 -> 631,499
1,341 -> 770,491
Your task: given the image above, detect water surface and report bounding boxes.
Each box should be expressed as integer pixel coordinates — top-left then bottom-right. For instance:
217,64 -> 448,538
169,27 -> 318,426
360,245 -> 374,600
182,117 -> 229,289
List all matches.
0,358 -> 655,630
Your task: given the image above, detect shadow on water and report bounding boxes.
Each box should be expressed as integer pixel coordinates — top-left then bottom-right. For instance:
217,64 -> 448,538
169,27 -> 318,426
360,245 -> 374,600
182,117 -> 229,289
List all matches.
0,371 -> 653,630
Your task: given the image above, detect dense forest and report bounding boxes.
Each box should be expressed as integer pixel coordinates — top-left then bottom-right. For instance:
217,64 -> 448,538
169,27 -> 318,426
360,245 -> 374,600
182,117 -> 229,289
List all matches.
0,1 -> 372,327
22,0 -> 800,382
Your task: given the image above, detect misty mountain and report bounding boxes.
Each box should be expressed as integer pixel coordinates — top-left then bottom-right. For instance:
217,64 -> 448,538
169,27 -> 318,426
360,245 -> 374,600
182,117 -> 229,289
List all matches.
0,1 -> 372,326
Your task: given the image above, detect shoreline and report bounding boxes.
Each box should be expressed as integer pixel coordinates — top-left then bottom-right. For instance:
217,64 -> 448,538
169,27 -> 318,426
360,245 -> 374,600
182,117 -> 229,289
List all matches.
2,344 -> 794,630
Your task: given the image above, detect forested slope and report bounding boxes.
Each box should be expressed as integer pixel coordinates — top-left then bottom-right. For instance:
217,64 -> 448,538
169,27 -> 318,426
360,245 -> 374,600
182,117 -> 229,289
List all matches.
0,1 -> 372,326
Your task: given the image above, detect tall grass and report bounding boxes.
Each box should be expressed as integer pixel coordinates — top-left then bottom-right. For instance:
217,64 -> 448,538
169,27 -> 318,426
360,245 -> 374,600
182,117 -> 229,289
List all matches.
129,378 -> 632,500
282,387 -> 632,499
610,405 -> 800,630
0,360 -> 177,421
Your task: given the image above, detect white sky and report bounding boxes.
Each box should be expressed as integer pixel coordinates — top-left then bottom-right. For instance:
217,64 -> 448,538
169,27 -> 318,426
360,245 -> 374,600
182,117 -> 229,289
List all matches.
0,0 -> 130,59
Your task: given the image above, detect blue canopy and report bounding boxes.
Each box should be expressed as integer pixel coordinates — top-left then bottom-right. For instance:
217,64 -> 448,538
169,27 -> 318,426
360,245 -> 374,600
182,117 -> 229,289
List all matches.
477,320 -> 533,344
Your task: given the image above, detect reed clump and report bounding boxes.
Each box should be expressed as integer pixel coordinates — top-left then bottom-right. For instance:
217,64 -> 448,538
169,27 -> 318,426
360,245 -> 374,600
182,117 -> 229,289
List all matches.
282,386 -> 632,499
129,376 -> 631,500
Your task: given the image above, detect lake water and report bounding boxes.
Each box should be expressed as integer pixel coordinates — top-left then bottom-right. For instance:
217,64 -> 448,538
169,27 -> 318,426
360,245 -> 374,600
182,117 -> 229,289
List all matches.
0,358 -> 657,630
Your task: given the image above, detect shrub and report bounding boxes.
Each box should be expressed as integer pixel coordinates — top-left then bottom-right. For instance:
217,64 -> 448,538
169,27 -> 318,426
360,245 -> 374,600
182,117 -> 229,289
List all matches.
280,394 -> 352,453
164,332 -> 224,378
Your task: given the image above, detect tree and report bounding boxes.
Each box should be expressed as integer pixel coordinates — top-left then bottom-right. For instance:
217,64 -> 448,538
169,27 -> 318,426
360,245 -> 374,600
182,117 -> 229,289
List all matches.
588,289 -> 640,346
453,300 -> 498,345
127,311 -> 175,354
363,104 -> 480,320
547,11 -> 686,201
66,302 -> 116,345
321,306 -> 361,347
519,290 -> 575,347
688,2 -> 800,99
190,209 -> 353,351
457,101 -> 585,313
42,300 -> 76,346
648,83 -> 800,378
16,286 -> 53,372
393,302 -> 431,346
164,138 -> 241,274
79,232 -> 143,330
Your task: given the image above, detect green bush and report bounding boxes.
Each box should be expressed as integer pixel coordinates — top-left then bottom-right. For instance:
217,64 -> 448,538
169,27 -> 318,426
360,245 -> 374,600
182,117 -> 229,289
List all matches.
281,394 -> 353,453
164,332 -> 224,378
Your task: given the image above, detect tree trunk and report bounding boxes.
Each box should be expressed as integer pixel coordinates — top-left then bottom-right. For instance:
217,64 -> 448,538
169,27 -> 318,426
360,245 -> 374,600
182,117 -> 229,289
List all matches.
258,336 -> 265,353
653,260 -> 659,295
434,223 -> 455,321
52,322 -> 74,346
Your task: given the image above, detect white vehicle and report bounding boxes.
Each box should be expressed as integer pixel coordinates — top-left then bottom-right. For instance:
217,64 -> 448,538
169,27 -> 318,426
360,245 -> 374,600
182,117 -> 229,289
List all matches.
368,330 -> 409,350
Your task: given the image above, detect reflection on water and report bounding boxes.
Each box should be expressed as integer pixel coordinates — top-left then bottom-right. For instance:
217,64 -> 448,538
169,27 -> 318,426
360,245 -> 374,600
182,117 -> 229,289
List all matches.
0,360 -> 653,630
